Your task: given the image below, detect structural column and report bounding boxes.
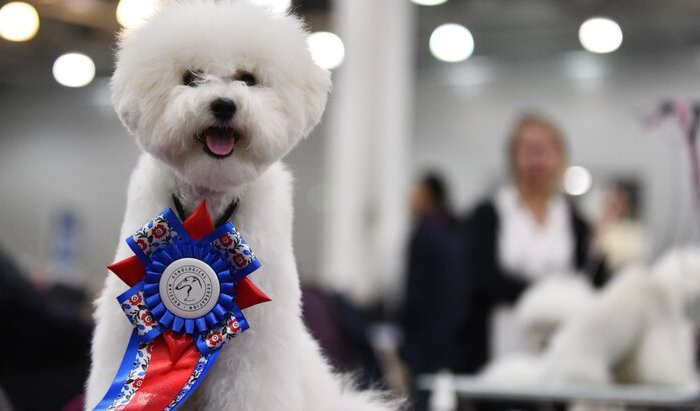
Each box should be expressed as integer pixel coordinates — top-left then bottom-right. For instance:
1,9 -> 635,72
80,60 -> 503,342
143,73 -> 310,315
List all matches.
320,0 -> 416,307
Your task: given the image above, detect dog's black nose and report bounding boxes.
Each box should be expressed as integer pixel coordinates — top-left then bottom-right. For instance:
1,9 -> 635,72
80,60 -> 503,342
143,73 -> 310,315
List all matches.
210,98 -> 237,121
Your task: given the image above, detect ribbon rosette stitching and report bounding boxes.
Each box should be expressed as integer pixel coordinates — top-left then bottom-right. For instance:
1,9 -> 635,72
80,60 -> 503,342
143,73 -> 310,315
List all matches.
94,201 -> 270,411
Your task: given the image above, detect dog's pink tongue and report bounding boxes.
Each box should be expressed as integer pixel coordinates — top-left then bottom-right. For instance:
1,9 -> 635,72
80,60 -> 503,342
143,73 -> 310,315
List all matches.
205,129 -> 235,156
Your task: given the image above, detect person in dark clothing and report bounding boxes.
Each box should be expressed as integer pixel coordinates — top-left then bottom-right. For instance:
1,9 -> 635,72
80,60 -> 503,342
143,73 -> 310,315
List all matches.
400,173 -> 468,410
462,114 -> 607,376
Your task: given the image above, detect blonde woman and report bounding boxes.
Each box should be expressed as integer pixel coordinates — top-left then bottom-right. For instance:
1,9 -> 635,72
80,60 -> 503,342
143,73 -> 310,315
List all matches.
463,114 -> 607,373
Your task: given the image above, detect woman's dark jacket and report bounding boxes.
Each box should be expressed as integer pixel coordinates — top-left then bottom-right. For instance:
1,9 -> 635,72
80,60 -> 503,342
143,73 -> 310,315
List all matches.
459,199 -> 608,373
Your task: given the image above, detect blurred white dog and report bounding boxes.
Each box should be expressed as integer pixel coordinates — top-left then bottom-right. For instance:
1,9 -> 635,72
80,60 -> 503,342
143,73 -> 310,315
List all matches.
480,275 -> 596,385
542,248 -> 700,387
515,274 -> 597,351
483,248 -> 700,392
85,1 -> 395,410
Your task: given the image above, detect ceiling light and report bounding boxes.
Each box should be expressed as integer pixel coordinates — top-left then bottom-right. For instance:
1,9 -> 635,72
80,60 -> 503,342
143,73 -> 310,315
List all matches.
564,166 -> 593,196
411,0 -> 449,6
116,0 -> 160,29
579,17 -> 623,54
307,31 -> 345,70
429,23 -> 474,63
53,53 -> 96,88
0,2 -> 40,42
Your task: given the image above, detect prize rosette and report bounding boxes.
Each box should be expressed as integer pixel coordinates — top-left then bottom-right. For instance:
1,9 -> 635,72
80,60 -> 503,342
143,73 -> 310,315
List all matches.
94,201 -> 270,411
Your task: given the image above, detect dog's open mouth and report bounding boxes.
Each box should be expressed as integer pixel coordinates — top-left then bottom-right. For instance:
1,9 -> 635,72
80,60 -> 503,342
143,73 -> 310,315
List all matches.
196,127 -> 240,159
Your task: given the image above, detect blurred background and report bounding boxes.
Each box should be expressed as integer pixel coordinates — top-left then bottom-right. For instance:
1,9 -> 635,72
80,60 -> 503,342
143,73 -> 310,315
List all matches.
2,0 -> 700,410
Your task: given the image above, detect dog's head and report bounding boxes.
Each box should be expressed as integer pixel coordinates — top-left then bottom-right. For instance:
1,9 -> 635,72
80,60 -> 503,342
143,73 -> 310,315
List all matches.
112,0 -> 331,190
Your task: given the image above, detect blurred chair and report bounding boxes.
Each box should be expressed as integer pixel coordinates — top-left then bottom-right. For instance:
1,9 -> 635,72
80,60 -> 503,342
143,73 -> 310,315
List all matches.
301,285 -> 385,389
0,247 -> 91,411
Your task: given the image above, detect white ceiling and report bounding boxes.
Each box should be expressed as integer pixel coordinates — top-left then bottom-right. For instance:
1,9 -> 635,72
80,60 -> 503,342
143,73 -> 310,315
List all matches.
2,0 -> 700,87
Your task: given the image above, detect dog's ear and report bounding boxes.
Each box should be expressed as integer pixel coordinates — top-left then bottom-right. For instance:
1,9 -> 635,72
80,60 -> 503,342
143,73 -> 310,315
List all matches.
299,63 -> 332,137
110,67 -> 141,136
111,27 -> 141,136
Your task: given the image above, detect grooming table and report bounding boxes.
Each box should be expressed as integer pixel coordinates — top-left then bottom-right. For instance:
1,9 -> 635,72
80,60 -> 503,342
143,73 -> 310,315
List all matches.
417,374 -> 700,409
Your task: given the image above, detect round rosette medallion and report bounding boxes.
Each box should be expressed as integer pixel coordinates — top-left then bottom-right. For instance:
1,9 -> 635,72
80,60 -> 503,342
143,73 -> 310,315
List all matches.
141,241 -> 236,334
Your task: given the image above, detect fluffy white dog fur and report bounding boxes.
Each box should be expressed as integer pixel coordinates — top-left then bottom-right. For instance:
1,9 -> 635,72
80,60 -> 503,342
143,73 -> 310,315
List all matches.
514,274 -> 596,351
542,248 -> 700,388
481,248 -> 700,392
85,1 -> 395,410
480,275 -> 596,385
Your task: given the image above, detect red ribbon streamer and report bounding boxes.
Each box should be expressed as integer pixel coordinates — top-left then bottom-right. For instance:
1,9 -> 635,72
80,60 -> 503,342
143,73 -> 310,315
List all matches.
123,333 -> 200,410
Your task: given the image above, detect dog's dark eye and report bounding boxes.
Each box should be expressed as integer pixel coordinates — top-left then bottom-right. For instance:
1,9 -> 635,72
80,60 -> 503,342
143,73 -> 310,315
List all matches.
183,70 -> 202,87
236,72 -> 257,87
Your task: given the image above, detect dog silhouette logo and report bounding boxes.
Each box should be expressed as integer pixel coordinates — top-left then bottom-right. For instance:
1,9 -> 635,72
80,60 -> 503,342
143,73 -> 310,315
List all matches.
175,275 -> 203,302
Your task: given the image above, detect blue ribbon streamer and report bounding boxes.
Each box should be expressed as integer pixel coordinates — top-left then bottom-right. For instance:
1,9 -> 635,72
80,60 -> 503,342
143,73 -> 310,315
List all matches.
93,330 -> 143,410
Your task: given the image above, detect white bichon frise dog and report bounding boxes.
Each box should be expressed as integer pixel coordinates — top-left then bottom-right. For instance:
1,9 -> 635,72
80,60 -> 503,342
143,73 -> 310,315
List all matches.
85,1 -> 396,410
483,248 -> 700,392
480,275 -> 596,385
514,274 -> 596,351
542,248 -> 700,388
